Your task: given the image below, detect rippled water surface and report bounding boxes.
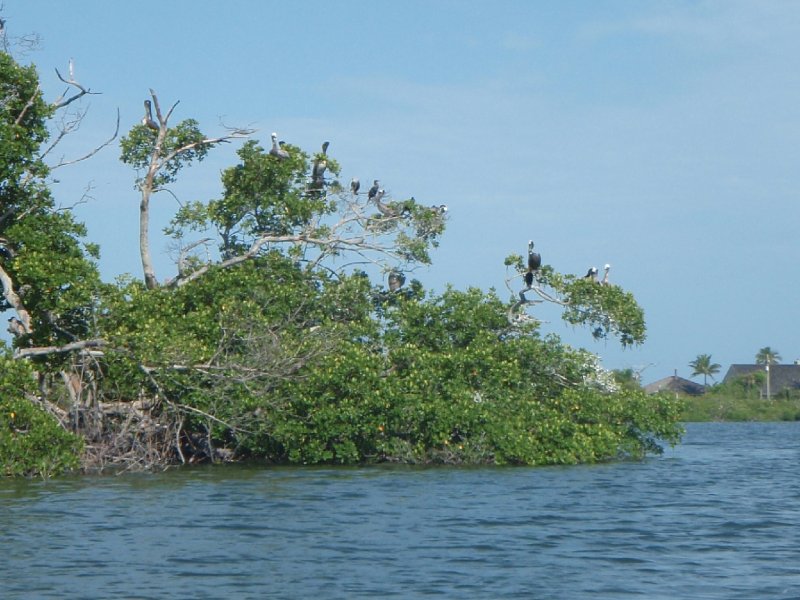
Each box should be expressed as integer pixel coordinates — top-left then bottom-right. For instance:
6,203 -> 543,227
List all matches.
1,422 -> 799,599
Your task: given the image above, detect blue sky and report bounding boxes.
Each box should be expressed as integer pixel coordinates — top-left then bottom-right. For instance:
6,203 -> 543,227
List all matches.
5,1 -> 800,382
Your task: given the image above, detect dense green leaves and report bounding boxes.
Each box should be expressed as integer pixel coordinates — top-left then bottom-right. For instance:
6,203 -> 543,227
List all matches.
0,352 -> 83,477
507,258 -> 646,347
0,52 -> 51,185
0,51 -> 102,349
230,287 -> 682,465
120,119 -> 212,189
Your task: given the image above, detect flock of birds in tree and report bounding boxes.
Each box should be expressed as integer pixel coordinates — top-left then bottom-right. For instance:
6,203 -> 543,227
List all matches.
265,132 -> 450,293
136,111 -> 447,295
267,130 -> 449,218
518,240 -> 611,304
144,107 -> 451,226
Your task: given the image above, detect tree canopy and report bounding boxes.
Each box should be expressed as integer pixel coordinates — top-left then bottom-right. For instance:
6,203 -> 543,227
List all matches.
755,346 -> 781,366
689,354 -> 721,386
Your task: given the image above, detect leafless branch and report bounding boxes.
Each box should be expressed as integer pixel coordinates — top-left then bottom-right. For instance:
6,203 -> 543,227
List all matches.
52,60 -> 100,109
0,262 -> 32,334
48,108 -> 121,170
14,85 -> 40,125
55,181 -> 97,212
169,191 -> 429,288
14,338 -> 106,359
176,237 -> 213,276
167,401 -> 255,435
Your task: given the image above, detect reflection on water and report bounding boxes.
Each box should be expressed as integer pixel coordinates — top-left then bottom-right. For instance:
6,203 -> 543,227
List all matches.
1,422 -> 799,599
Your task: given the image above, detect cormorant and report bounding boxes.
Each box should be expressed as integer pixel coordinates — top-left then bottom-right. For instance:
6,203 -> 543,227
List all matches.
525,240 -> 541,286
583,267 -> 599,282
368,180 -> 380,200
519,240 -> 541,301
311,141 -> 329,188
350,177 -> 360,195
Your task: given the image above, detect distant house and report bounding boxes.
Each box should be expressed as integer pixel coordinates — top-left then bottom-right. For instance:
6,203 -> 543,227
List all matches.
644,372 -> 706,396
722,364 -> 800,396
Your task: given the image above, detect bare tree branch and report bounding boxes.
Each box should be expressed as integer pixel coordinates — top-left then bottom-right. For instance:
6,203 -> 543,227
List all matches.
176,237 -> 213,276
47,108 -> 121,171
14,338 -> 106,359
52,60 -> 100,109
0,262 -> 32,334
138,90 -> 254,289
14,84 -> 40,126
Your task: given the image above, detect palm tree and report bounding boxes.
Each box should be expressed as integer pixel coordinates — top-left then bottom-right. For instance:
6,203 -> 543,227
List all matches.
755,346 -> 782,365
689,354 -> 721,386
755,347 -> 781,400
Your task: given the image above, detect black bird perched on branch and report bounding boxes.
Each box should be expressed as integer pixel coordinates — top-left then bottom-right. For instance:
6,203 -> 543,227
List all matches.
368,180 -> 380,200
142,100 -> 158,131
583,266 -> 599,282
525,240 -> 541,287
518,240 -> 541,302
311,141 -> 329,189
350,177 -> 360,195
270,132 -> 290,159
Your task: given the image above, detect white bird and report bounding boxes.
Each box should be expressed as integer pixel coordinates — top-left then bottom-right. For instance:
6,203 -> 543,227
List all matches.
270,132 -> 290,159
601,264 -> 611,285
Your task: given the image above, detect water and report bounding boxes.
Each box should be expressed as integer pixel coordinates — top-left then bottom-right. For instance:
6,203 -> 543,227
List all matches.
1,422 -> 799,599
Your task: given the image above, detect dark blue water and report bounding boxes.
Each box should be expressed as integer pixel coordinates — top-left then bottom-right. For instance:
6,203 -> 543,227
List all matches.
1,422 -> 799,599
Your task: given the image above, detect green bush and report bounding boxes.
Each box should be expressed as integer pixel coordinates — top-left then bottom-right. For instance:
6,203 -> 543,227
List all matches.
682,392 -> 800,422
0,353 -> 84,477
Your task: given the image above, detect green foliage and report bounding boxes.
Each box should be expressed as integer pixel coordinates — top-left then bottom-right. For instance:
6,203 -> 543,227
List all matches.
507,260 -> 646,347
681,392 -> 800,422
5,210 -> 101,346
0,52 -> 52,184
208,139 -> 335,255
233,287 -> 682,465
0,52 -> 102,351
613,368 -> 643,391
119,119 -> 213,189
0,352 -> 83,477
